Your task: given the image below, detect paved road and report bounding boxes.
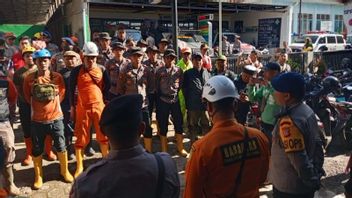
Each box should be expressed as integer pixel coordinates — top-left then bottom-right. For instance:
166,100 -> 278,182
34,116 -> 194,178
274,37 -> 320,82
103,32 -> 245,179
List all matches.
9,121 -> 350,198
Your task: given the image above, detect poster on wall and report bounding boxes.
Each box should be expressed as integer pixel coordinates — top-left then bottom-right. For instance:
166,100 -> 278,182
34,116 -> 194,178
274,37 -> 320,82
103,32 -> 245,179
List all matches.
257,18 -> 281,48
344,2 -> 352,35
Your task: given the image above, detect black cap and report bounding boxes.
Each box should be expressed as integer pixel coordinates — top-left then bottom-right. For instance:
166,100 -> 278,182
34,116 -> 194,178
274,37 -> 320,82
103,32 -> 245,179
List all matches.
271,72 -> 305,100
146,45 -> 160,53
129,47 -> 144,56
99,32 -> 111,40
264,62 -> 281,72
192,52 -> 202,60
111,42 -> 125,50
100,94 -> 143,127
164,49 -> 177,58
243,65 -> 257,75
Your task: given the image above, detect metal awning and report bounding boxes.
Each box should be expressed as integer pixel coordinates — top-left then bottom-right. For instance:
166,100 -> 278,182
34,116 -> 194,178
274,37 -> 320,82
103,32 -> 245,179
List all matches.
88,0 -> 287,13
0,0 -> 63,24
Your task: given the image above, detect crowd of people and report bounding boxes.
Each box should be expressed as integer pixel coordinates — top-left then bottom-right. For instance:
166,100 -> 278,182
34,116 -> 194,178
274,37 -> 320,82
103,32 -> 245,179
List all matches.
0,27 -> 351,198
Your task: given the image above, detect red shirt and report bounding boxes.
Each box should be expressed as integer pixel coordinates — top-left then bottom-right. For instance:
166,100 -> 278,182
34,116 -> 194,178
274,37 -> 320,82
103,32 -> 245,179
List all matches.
202,55 -> 212,71
12,52 -> 25,71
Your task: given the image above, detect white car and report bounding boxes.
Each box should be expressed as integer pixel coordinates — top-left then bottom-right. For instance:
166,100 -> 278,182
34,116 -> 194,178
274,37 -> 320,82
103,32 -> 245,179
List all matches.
290,33 -> 346,52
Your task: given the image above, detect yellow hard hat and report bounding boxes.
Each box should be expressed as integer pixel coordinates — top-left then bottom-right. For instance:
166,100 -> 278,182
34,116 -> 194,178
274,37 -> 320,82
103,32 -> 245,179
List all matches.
34,32 -> 42,39
22,46 -> 36,55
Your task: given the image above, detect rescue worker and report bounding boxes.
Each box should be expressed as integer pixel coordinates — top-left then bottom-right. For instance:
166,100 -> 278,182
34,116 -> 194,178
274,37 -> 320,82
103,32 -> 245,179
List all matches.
59,51 -> 80,160
271,72 -> 325,198
184,75 -> 270,197
200,43 -> 212,72
183,52 -> 211,145
277,51 -> 291,73
155,49 -> 188,157
13,46 -> 37,165
248,62 -> 281,146
70,94 -> 180,198
42,31 -> 59,55
136,39 -> 149,62
117,47 -> 153,152
158,38 -> 169,58
143,45 -> 164,120
69,42 -> 110,178
97,32 -> 113,65
234,65 -> 257,125
23,49 -> 73,189
105,42 -> 129,100
0,69 -> 20,196
114,25 -> 127,45
212,55 -> 236,82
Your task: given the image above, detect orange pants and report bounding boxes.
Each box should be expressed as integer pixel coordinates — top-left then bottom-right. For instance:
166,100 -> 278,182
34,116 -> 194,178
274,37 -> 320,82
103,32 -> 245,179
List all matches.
74,103 -> 108,149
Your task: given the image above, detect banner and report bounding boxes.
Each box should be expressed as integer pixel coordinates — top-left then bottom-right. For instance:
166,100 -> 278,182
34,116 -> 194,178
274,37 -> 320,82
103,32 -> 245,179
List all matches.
344,2 -> 352,35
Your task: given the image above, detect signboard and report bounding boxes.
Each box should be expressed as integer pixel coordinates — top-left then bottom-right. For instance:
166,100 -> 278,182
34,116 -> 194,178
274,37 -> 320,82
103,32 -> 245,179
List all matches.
198,14 -> 213,43
258,18 -> 281,48
344,2 -> 352,35
320,21 -> 332,31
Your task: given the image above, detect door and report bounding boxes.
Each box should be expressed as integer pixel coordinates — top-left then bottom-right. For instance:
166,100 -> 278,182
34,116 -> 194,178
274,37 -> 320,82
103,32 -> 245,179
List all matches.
327,36 -> 337,51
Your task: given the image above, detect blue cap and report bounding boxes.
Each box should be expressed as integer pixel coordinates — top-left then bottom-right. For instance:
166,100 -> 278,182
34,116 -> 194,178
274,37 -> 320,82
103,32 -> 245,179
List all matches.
264,62 -> 281,72
62,37 -> 75,46
271,72 -> 305,100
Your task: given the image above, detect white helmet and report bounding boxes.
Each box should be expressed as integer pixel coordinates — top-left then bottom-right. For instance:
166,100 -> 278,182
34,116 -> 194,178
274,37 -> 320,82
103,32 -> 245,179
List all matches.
83,41 -> 99,56
202,75 -> 239,102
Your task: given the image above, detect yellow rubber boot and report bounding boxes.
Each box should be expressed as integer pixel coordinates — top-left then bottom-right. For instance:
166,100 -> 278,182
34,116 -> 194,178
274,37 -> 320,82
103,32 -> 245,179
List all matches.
160,136 -> 168,152
32,155 -> 43,190
100,144 -> 109,158
144,138 -> 152,153
176,134 -> 188,157
57,151 -> 74,183
74,149 -> 84,178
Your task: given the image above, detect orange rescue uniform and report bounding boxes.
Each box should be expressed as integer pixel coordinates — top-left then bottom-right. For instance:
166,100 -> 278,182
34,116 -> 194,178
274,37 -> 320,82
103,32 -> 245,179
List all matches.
23,72 -> 65,122
184,119 -> 270,198
74,66 -> 108,149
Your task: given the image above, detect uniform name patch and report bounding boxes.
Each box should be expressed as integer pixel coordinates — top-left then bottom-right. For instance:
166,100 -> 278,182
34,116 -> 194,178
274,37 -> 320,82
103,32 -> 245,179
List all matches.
279,117 -> 305,153
220,138 -> 261,166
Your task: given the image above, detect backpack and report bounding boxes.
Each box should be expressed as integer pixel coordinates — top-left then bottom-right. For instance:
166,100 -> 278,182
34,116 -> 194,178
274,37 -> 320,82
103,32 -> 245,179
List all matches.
0,78 -> 9,121
69,64 -> 111,107
31,72 -> 57,102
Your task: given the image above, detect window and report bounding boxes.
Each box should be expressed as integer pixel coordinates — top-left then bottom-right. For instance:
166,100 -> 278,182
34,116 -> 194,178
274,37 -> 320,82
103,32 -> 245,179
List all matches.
316,14 -> 330,30
318,37 -> 326,44
337,36 -> 344,44
335,15 -> 344,33
327,36 -> 336,44
300,13 -> 313,33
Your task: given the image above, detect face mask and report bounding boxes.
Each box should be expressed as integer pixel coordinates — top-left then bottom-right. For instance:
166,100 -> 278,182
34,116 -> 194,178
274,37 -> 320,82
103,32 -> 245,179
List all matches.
141,47 -> 147,52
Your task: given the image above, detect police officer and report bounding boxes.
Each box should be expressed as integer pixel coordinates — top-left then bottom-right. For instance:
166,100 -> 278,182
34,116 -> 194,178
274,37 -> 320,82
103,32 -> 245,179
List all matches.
270,72 -> 325,198
97,32 -> 114,65
70,94 -> 180,198
155,49 -> 188,157
234,65 -> 257,125
143,46 -> 164,121
105,42 -> 129,99
184,75 -> 270,197
117,47 -> 153,152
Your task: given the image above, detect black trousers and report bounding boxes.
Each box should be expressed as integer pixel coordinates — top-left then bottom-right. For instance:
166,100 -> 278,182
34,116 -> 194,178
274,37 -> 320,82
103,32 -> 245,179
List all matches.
157,99 -> 183,136
235,101 -> 250,125
147,93 -> 157,120
18,101 -> 31,138
63,111 -> 74,146
31,119 -> 66,157
273,188 -> 315,198
261,122 -> 274,146
142,108 -> 153,138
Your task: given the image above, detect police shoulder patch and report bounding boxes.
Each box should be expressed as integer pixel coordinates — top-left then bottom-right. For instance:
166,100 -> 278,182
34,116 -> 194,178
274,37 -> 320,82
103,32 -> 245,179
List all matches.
279,116 -> 305,153
220,138 -> 261,166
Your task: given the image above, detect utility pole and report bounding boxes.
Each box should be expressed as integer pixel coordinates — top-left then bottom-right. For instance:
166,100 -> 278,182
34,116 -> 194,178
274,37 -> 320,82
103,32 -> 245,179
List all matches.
172,0 -> 179,59
219,0 -> 222,55
298,0 -> 302,37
